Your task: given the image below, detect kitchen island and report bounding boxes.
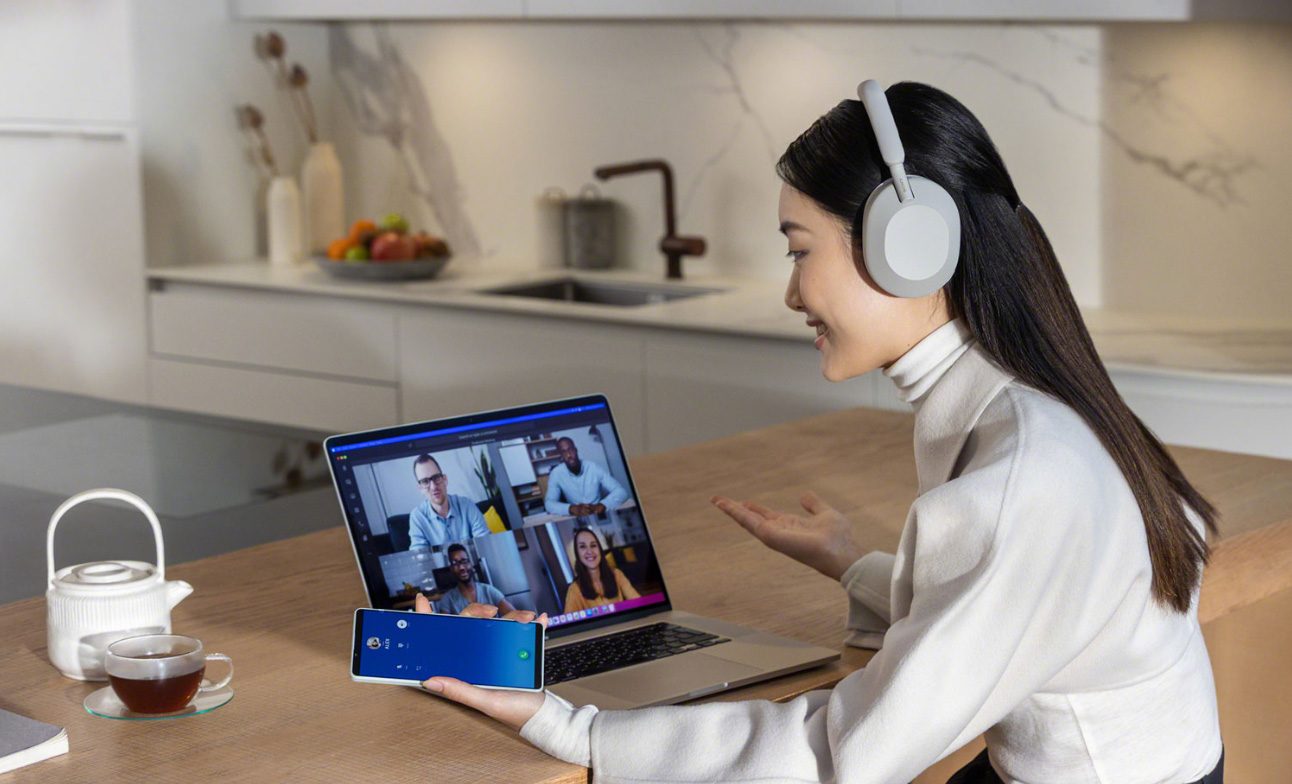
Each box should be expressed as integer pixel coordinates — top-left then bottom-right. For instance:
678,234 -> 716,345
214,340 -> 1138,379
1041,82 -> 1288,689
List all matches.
145,261 -> 1292,461
1,404 -> 1288,783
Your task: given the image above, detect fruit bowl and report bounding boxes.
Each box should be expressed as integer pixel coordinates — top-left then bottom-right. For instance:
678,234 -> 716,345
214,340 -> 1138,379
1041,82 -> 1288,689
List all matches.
313,254 -> 450,281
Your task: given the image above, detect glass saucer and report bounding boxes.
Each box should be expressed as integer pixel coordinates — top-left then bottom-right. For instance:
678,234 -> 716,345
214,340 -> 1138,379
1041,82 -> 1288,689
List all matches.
84,683 -> 234,721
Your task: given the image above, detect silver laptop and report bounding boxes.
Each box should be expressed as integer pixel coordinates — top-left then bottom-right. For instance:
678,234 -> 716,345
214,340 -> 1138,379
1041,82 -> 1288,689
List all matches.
325,394 -> 838,709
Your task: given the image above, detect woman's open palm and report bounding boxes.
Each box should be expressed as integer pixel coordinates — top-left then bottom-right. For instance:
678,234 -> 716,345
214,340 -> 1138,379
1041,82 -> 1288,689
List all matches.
711,491 -> 870,581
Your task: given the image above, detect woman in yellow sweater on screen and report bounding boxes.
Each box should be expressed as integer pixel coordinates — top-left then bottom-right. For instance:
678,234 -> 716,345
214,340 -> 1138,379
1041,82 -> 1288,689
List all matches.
563,527 -> 639,614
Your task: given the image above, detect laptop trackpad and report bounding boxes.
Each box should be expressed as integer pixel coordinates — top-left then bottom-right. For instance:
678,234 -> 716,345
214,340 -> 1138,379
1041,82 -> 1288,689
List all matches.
577,653 -> 761,705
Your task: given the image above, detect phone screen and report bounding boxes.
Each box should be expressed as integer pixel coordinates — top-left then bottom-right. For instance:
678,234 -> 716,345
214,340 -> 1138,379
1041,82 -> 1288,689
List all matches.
353,609 -> 543,690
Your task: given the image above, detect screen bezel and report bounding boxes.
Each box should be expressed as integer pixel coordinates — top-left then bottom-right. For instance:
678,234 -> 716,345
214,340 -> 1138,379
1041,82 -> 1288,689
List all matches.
326,393 -> 675,638
351,608 -> 545,690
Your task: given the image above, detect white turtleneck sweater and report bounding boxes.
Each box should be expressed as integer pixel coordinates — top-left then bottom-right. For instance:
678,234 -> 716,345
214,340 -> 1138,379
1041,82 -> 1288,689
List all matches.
520,319 -> 1222,784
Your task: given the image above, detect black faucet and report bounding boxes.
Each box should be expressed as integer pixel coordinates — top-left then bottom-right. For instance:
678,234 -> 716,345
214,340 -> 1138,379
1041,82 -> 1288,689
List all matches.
594,159 -> 706,280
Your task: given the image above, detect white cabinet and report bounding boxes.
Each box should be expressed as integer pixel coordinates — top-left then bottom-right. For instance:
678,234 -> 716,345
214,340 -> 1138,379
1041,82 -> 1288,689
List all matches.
0,0 -> 134,124
230,0 -> 1287,21
230,0 -> 525,19
897,0 -> 1188,20
643,331 -> 881,453
524,0 -> 897,19
150,284 -> 399,381
149,357 -> 399,434
1109,365 -> 1292,461
398,308 -> 648,455
143,279 -> 1292,461
146,284 -> 399,432
0,0 -> 145,404
0,127 -> 146,402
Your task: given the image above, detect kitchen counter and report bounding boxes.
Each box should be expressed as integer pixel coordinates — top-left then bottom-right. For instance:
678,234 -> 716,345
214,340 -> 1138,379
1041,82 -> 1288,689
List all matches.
148,259 -> 801,343
148,260 -> 1292,378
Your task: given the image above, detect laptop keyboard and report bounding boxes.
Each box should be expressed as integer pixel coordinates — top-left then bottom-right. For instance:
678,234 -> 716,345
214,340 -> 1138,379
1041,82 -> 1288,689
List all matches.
544,622 -> 731,686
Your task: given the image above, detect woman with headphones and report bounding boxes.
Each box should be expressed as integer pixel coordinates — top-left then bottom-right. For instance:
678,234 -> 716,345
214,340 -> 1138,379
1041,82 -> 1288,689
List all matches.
419,81 -> 1225,784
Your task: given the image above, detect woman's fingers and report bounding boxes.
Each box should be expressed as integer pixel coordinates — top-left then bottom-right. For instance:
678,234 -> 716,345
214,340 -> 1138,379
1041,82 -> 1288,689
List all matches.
711,495 -> 768,526
741,500 -> 778,518
414,593 -> 433,614
460,603 -> 500,619
800,490 -> 834,516
501,609 -> 537,623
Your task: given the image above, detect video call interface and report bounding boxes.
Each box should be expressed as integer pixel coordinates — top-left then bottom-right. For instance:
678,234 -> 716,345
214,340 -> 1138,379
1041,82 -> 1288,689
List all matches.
329,400 -> 667,631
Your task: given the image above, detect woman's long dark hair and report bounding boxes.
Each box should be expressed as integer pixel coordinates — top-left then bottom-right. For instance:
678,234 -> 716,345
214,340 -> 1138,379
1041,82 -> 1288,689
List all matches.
777,82 -> 1217,612
572,527 -> 620,602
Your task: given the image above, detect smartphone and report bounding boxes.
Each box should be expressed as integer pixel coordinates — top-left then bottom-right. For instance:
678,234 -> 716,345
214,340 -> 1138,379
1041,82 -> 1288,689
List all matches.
350,608 -> 544,691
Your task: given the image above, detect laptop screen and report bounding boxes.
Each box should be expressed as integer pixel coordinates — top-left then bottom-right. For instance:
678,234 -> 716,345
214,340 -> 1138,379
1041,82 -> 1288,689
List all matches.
325,395 -> 670,636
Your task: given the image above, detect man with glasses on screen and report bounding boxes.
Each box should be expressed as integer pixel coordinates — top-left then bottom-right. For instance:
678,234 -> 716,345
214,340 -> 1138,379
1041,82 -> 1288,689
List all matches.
433,543 -> 516,615
408,454 -> 490,550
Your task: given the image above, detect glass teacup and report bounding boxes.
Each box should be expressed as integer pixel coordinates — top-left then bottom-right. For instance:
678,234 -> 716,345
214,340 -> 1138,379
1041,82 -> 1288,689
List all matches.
104,634 -> 233,714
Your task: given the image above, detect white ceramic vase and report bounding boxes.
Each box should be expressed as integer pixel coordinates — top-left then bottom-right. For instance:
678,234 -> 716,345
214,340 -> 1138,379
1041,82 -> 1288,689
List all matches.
267,175 -> 304,267
301,141 -> 345,256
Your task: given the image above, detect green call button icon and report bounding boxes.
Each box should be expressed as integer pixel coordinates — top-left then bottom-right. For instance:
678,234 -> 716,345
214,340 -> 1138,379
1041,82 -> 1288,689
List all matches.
518,650 -> 531,660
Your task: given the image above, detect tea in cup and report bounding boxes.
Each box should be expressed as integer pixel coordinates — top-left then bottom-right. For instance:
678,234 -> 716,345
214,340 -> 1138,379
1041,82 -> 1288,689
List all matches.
104,634 -> 232,714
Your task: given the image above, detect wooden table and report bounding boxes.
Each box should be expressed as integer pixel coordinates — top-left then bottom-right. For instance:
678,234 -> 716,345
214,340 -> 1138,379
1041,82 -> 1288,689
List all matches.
2,407 -> 1290,783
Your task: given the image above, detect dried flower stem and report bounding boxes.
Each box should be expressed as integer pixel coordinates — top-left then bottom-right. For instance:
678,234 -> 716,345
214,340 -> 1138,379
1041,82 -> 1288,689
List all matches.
255,31 -> 319,144
238,104 -> 279,176
289,63 -> 319,144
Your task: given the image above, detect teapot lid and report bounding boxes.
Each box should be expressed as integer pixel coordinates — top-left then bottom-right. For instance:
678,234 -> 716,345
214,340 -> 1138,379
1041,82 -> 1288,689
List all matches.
52,560 -> 159,594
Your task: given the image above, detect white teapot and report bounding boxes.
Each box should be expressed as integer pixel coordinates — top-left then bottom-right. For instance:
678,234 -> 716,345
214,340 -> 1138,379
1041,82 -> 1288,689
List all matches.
46,488 -> 193,681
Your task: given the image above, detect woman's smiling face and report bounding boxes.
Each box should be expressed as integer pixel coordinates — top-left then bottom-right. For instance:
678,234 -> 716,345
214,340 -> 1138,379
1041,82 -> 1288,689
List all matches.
779,183 -> 949,381
575,531 -> 602,571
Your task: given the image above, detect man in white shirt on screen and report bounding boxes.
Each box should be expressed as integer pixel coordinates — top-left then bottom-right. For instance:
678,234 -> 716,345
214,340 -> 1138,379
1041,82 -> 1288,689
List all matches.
543,438 -> 629,519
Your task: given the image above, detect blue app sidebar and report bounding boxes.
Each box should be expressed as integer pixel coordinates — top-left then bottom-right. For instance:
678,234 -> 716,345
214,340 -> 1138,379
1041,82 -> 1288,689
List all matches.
359,611 -> 539,688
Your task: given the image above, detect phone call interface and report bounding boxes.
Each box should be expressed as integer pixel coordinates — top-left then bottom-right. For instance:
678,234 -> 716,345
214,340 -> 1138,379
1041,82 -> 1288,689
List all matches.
356,610 -> 542,689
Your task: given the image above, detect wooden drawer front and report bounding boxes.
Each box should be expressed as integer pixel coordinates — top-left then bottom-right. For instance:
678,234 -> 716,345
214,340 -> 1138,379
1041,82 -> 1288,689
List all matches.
150,286 -> 397,382
149,358 -> 398,434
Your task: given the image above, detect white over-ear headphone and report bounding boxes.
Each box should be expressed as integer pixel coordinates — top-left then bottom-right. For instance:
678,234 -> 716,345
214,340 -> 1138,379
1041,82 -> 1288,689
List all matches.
857,80 -> 961,298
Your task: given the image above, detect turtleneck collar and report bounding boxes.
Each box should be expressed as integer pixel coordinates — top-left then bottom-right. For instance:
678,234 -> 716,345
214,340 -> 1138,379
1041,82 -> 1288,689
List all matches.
883,319 -> 974,408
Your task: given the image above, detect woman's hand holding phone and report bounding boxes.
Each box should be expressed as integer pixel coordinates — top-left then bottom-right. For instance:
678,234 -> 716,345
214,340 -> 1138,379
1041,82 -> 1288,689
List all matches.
711,490 -> 874,581
414,593 -> 548,731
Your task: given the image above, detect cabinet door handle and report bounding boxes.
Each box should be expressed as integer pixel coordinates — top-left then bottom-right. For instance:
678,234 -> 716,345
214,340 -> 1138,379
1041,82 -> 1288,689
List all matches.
0,127 -> 127,142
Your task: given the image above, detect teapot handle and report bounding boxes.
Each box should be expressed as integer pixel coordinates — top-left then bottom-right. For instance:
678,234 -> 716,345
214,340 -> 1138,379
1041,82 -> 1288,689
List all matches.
47,488 -> 165,585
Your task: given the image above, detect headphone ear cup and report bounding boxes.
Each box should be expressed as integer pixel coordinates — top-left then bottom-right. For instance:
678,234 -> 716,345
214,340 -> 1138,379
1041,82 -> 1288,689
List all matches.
860,175 -> 961,298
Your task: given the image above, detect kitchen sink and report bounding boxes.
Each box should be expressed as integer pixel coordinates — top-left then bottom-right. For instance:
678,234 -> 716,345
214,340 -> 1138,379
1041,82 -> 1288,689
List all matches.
482,277 -> 723,307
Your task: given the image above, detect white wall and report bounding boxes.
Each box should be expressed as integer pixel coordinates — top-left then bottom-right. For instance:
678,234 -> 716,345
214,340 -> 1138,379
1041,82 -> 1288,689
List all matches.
132,0 -> 332,267
1102,22 -> 1292,321
330,21 -> 1103,305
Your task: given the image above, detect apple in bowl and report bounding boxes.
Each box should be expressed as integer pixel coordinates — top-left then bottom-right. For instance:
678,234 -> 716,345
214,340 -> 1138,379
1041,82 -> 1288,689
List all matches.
370,231 -> 417,262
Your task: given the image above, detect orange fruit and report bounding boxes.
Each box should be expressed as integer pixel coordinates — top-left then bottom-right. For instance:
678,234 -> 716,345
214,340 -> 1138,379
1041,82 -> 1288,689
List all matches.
327,237 -> 355,260
349,219 -> 378,240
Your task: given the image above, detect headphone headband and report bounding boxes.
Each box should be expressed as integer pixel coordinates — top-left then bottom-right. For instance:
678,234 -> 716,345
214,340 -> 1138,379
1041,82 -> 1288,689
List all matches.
857,80 -> 913,203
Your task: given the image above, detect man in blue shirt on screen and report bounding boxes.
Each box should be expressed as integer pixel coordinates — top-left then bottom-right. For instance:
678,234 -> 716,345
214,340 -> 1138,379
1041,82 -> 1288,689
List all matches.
408,454 -> 490,549
544,437 -> 629,519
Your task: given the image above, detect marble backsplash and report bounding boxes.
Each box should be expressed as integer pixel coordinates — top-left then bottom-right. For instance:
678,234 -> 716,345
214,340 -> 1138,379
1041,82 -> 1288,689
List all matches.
135,10 -> 1290,322
327,21 -> 1104,304
1101,23 -> 1292,322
